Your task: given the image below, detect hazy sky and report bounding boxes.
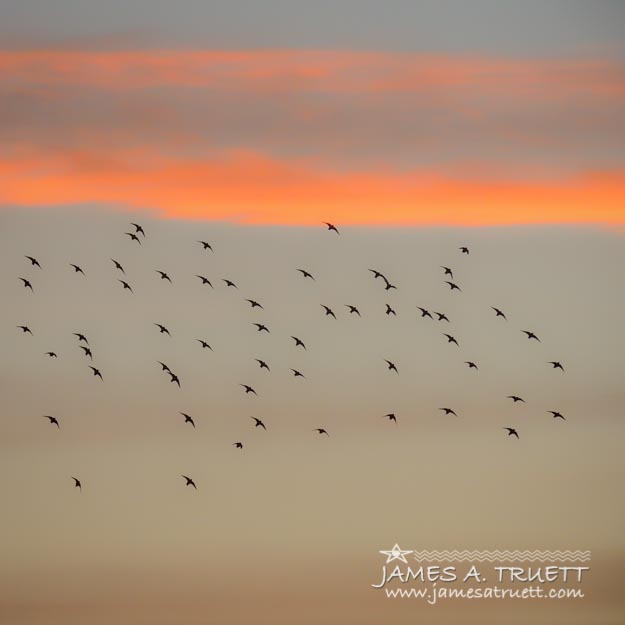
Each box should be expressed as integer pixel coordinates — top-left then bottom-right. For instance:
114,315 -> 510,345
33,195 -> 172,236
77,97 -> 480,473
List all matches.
1,2 -> 624,624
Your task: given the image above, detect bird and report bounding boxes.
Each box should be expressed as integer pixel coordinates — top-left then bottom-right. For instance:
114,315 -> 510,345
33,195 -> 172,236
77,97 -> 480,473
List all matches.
251,417 -> 266,430
240,384 -> 257,395
222,279 -> 237,288
491,306 -> 507,320
89,366 -> 103,380
321,305 -> 336,319
345,305 -> 361,316
291,368 -> 305,378
71,477 -> 82,491
45,351 -> 58,358
443,333 -> 459,346
417,307 -> 433,319
434,311 -> 449,322
368,269 -> 386,280
522,330 -> 541,342
291,336 -> 306,349
382,277 -> 397,291
459,246 -> 470,254
548,411 -> 566,420
125,232 -> 141,244
157,361 -> 171,372
198,240 -> 213,251
118,279 -> 133,293
385,304 -> 396,316
384,359 -> 398,374
504,428 -> 519,439
169,372 -> 181,387
25,255 -> 41,268
233,442 -> 244,449
73,333 -> 88,344
507,395 -> 525,403
111,259 -> 125,274
18,277 -> 34,291
17,325 -> 32,334
255,359 -> 270,371
42,415 -> 60,428
444,281 -> 462,292
197,339 -> 212,350
383,413 -> 397,423
323,222 -> 340,234
439,408 -> 458,416
80,346 -> 93,360
181,475 -> 197,489
154,323 -> 171,336
245,299 -> 263,309
297,269 -> 315,280
156,270 -> 172,283
253,323 -> 270,333
69,263 -> 85,275
130,222 -> 145,237
548,361 -> 564,371
196,275 -> 213,288
440,266 -> 454,279
314,428 -> 329,436
465,361 -> 478,370
180,412 -> 195,428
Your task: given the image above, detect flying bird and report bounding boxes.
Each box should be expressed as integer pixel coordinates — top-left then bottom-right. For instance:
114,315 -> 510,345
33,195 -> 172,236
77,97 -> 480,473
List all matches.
434,311 -> 449,322
504,428 -> 519,439
71,477 -> 82,491
439,408 -> 458,416
459,246 -> 470,254
25,255 -> 41,268
42,415 -> 60,428
522,330 -> 541,342
323,222 -> 340,234
157,361 -> 171,372
246,299 -> 263,309
130,222 -> 145,237
444,281 -> 462,292
89,366 -> 103,380
222,279 -> 237,288
196,275 -> 213,287
345,305 -> 361,316
169,372 -> 181,387
154,323 -> 171,336
465,361 -> 478,370
125,232 -> 141,244
255,359 -> 270,371
80,346 -> 93,360
253,323 -> 270,333
383,277 -> 397,291
17,325 -> 32,334
384,359 -> 399,374
321,305 -> 336,319
548,411 -> 566,420
417,307 -> 433,319
297,269 -> 315,280
251,417 -> 266,430
240,384 -> 257,395
70,263 -> 85,275
440,266 -> 454,279
118,279 -> 133,293
45,351 -> 58,358
383,413 -> 397,423
548,361 -> 564,371
385,304 -> 396,316
18,278 -> 33,291
198,240 -> 213,251
156,270 -> 172,283
73,333 -> 88,344
314,428 -> 329,436
443,333 -> 459,346
181,475 -> 197,489
291,336 -> 306,349
368,269 -> 386,280
111,259 -> 125,274
233,442 -> 244,449
507,395 -> 525,403
180,412 -> 195,428
491,306 -> 507,320
197,339 -> 212,350
291,368 -> 305,378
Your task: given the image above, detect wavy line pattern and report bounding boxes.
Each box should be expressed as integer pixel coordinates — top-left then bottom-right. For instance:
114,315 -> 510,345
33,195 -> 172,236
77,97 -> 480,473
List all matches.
409,550 -> 591,563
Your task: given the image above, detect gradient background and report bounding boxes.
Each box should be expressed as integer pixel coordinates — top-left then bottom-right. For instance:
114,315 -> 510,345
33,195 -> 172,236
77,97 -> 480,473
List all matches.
1,2 -> 624,624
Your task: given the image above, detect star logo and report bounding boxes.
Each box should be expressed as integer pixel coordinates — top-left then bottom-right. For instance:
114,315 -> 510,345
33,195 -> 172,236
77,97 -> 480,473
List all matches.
379,544 -> 413,564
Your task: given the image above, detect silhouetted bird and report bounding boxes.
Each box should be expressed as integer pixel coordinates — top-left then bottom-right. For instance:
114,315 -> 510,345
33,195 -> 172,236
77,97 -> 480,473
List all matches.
233,442 -> 244,449
383,277 -> 397,291
155,323 -> 170,336
25,255 -> 41,268
43,415 -> 60,428
89,366 -> 103,380
522,330 -> 541,342
383,413 -> 397,423
504,427 -> 519,438
73,333 -> 88,344
111,259 -> 125,274
314,428 -> 329,436
439,408 -> 457,416
70,263 -> 85,275
323,222 -> 340,234
181,475 -> 197,489
169,372 -> 181,387
385,359 -> 398,373
548,361 -> 564,371
125,232 -> 141,244
17,325 -> 32,334
445,281 -> 462,292
291,336 -> 306,349
443,333 -> 459,346
198,240 -> 213,251
19,277 -> 33,291
321,305 -> 336,318
80,346 -> 93,360
297,269 -> 315,280
156,270 -> 172,283
291,368 -> 305,378
222,279 -> 237,288
434,311 -> 449,322
465,361 -> 478,370
255,359 -> 270,371
548,411 -> 566,420
158,361 -> 171,372
440,266 -> 453,279
118,279 -> 133,293
345,305 -> 361,316
45,351 -> 58,358
71,476 -> 82,491
251,417 -> 266,430
368,269 -> 386,280
246,299 -> 263,309
385,304 -> 396,316
507,395 -> 525,403
460,246 -> 470,254
130,222 -> 145,237
240,384 -> 257,395
417,307 -> 433,319
180,412 -> 195,428
197,339 -> 212,350
253,323 -> 270,333
491,306 -> 507,320
196,275 -> 213,287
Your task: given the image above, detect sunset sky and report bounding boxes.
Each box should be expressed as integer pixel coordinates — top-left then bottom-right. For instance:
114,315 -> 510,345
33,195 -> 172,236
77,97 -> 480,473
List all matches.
1,2 -> 625,624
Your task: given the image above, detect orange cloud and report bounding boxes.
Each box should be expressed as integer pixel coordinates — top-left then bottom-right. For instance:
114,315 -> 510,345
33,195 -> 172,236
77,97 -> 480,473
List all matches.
1,148 -> 624,226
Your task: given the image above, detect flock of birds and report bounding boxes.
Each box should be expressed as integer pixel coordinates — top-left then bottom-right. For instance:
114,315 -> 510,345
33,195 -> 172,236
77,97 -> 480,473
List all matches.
14,221 -> 568,492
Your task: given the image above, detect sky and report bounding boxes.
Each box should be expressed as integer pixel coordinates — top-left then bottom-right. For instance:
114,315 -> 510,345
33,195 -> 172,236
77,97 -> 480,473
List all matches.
1,2 -> 625,624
